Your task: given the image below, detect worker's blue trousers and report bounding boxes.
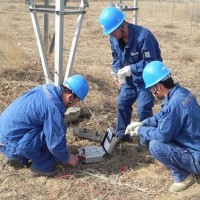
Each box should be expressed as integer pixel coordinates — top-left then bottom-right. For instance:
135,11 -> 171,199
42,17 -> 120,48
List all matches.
149,140 -> 200,182
116,83 -> 154,138
30,144 -> 56,172
0,135 -> 57,173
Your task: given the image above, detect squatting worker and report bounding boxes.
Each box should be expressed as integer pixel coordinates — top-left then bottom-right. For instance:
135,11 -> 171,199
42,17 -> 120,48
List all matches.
126,61 -> 200,192
0,75 -> 89,177
99,7 -> 162,141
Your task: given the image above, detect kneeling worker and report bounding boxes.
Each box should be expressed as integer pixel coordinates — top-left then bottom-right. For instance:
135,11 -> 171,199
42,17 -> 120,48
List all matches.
126,61 -> 200,192
0,75 -> 89,177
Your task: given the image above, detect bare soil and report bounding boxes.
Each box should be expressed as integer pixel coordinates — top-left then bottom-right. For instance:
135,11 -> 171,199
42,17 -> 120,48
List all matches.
0,0 -> 200,199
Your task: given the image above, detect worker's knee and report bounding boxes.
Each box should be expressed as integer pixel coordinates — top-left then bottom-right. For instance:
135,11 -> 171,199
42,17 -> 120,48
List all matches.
149,140 -> 164,159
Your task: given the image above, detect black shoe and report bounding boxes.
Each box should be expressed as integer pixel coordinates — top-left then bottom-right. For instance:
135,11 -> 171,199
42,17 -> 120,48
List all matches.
29,167 -> 59,178
3,157 -> 31,169
121,134 -> 132,142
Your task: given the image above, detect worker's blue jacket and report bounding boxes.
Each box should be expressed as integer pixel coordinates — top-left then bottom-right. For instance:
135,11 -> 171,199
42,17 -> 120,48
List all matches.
139,84 -> 200,151
0,84 -> 69,164
110,23 -> 162,86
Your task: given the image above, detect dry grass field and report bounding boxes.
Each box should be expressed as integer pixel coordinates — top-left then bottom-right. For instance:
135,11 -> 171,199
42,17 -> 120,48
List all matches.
0,0 -> 200,199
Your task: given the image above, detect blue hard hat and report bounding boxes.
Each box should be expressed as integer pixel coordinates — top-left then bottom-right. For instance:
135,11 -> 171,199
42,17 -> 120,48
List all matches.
143,61 -> 171,88
63,75 -> 89,100
99,6 -> 126,35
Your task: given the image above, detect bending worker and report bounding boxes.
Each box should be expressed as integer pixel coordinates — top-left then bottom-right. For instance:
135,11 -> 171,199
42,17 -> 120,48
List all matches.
0,75 -> 89,177
99,7 -> 162,141
126,61 -> 200,192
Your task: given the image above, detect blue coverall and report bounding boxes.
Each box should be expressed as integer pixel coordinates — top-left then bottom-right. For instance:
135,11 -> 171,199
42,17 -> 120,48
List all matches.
139,84 -> 200,182
0,84 -> 69,172
110,23 -> 162,138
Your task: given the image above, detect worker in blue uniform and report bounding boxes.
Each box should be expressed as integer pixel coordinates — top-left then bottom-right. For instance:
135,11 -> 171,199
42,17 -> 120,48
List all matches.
99,7 -> 162,140
126,61 -> 200,192
0,75 -> 89,177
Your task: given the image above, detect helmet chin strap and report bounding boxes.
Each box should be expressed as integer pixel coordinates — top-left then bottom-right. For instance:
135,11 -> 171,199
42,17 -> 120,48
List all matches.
120,23 -> 124,33
120,21 -> 128,43
120,26 -> 125,42
120,22 -> 127,42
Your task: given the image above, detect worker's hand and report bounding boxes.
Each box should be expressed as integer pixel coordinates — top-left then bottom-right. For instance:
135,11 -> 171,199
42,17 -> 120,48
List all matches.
117,65 -> 131,78
113,76 -> 121,86
111,72 -> 123,86
67,154 -> 80,167
125,121 -> 142,135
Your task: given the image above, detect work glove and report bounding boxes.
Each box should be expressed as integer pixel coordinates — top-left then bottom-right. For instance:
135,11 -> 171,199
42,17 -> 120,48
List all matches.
111,71 -> 124,85
118,65 -> 131,78
125,121 -> 142,135
130,126 -> 140,136
134,126 -> 140,136
111,65 -> 131,85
